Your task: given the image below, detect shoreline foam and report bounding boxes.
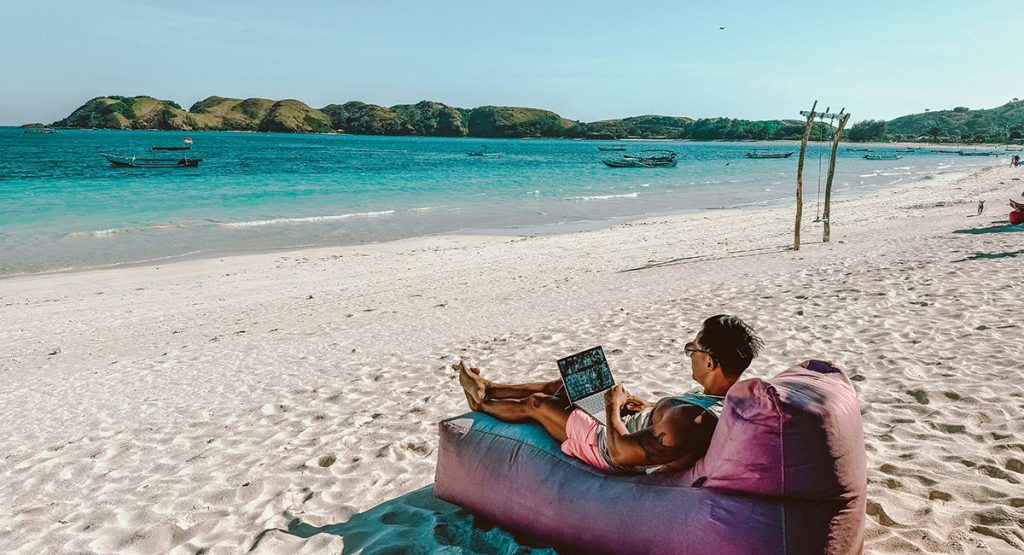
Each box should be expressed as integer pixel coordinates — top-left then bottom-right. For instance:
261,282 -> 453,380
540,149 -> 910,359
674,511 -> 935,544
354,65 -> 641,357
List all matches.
0,162 -> 991,280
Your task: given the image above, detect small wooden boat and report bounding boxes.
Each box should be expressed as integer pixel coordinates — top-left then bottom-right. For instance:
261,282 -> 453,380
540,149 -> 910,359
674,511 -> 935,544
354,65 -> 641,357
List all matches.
603,158 -> 647,167
597,146 -> 627,151
846,147 -> 871,152
893,148 -> 917,153
102,153 -> 202,167
603,150 -> 677,168
102,137 -> 201,167
467,145 -> 500,157
863,153 -> 903,161
744,149 -> 794,159
958,150 -> 998,156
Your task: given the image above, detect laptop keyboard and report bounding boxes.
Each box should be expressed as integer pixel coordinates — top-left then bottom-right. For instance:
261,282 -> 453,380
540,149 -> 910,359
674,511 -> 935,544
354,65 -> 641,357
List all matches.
576,393 -> 607,425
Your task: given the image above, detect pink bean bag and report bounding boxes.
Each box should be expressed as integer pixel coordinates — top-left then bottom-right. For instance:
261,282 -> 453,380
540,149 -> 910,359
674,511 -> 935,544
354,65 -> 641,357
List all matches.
435,360 -> 866,554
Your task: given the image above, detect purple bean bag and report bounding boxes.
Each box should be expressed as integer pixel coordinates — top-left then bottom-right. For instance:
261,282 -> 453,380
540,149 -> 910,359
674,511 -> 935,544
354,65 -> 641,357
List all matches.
434,360 -> 866,554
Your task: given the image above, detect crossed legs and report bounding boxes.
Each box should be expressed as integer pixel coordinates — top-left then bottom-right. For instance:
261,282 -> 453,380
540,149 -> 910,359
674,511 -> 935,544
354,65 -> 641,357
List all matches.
455,361 -> 572,442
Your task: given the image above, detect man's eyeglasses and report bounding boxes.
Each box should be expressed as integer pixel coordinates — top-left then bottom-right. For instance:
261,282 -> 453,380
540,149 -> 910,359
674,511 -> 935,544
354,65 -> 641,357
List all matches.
684,342 -> 710,358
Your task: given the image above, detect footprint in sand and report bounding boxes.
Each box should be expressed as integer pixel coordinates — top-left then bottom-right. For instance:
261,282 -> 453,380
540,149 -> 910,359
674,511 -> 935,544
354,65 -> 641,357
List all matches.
933,422 -> 966,434
317,455 -> 336,468
401,442 -> 432,456
865,501 -> 901,527
979,464 -> 1017,482
878,463 -> 899,476
1005,459 -> 1024,474
879,477 -> 902,489
905,389 -> 929,404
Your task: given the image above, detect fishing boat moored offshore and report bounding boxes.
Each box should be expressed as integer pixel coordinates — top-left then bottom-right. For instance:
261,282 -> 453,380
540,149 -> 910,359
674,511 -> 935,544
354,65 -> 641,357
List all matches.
101,154 -> 202,168
744,149 -> 794,159
467,145 -> 501,157
602,149 -> 678,168
101,138 -> 202,167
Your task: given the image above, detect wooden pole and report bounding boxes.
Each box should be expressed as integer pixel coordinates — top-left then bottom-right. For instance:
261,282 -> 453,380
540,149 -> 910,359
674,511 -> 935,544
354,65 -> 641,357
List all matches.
823,112 -> 851,243
794,100 -> 817,251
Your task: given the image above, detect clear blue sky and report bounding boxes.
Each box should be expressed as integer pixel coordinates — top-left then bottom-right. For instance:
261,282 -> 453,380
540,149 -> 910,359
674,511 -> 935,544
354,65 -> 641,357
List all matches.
3,0 -> 1022,125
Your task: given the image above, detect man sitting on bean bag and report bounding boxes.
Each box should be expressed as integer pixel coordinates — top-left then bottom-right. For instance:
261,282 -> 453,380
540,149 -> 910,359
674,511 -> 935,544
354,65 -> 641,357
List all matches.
456,315 -> 763,474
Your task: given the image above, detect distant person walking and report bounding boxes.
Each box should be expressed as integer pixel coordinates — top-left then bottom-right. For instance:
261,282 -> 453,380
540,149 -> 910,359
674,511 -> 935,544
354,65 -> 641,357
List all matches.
1012,154 -> 1020,167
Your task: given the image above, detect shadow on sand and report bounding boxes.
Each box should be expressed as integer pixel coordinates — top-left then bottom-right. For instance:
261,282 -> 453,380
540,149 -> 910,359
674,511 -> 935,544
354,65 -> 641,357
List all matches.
950,221 -> 1024,262
952,222 -> 1024,235
952,249 -> 1024,262
619,243 -> 794,273
250,485 -> 558,554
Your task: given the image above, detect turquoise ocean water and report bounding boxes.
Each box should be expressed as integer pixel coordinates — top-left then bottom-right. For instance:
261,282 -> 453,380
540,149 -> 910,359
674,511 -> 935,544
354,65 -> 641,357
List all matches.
0,128 -> 1001,276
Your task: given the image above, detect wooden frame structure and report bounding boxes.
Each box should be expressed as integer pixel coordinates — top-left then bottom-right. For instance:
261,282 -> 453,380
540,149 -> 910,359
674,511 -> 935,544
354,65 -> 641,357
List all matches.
822,112 -> 851,242
794,102 -> 851,249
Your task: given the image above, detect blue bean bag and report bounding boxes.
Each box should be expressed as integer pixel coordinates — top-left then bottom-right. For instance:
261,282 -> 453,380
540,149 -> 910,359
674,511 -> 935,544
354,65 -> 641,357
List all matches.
434,360 -> 866,554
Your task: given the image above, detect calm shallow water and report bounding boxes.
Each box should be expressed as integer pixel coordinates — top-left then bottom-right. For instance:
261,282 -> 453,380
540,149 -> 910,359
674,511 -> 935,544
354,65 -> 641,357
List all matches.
0,128 -> 1001,275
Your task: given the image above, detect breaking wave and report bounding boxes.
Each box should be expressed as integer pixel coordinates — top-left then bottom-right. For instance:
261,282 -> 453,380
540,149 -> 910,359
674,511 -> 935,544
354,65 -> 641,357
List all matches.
562,192 -> 639,201
219,210 -> 396,227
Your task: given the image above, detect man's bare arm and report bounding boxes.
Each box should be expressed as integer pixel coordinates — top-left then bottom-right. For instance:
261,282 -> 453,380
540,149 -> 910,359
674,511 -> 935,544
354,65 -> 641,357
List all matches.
604,403 -> 705,468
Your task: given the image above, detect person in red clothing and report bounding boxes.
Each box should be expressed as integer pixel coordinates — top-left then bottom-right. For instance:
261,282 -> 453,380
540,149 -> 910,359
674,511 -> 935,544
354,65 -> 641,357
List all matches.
1010,198 -> 1024,225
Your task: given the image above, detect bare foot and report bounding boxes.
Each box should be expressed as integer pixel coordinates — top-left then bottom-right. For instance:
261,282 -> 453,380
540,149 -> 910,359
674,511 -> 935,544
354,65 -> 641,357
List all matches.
455,360 -> 489,411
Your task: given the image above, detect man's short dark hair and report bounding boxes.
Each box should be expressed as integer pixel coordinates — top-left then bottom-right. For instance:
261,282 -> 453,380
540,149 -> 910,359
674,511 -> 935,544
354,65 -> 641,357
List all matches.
700,315 -> 763,378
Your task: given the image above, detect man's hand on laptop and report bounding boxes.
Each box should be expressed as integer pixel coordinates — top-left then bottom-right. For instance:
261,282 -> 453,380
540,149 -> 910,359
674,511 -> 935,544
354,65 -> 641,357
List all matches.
605,385 -> 651,416
625,393 -> 654,412
604,385 -> 628,413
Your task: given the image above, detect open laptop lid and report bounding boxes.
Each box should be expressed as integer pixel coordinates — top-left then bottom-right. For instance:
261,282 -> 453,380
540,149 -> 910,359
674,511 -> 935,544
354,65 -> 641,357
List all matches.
557,346 -> 615,402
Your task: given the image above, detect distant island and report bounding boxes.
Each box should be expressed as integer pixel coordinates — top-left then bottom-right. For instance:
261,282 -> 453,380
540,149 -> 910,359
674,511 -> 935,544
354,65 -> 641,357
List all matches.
38,96 -> 821,140
35,95 -> 1024,143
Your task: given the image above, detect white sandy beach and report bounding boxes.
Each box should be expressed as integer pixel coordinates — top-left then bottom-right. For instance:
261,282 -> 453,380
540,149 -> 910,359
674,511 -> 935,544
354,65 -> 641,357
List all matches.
2,165 -> 1023,553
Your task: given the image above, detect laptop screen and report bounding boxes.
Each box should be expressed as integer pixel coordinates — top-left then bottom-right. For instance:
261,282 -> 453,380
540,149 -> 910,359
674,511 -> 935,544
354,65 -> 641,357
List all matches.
557,346 -> 614,401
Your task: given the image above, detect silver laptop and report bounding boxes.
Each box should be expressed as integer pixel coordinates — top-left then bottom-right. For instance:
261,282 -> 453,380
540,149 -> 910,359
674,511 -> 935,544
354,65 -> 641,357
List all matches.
557,346 -> 615,426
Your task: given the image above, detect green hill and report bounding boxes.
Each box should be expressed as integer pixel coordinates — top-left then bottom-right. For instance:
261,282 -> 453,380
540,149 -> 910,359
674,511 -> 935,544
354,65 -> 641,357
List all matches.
258,100 -> 332,133
55,96 -> 186,130
188,97 -> 276,130
54,96 -> 330,133
390,101 -> 469,136
881,99 -> 1024,142
320,101 -> 409,135
467,106 -> 575,138
320,102 -> 564,138
581,115 -> 694,139
577,115 -> 820,141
